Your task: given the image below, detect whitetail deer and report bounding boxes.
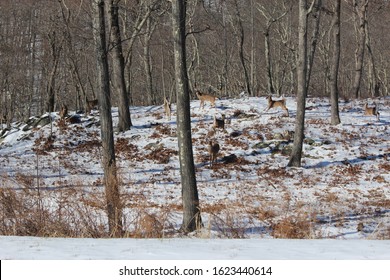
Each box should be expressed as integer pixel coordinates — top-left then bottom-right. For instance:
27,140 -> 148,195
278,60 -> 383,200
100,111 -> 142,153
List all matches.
196,91 -> 216,109
364,103 -> 380,121
163,97 -> 171,121
265,96 -> 289,116
59,105 -> 68,120
208,140 -> 220,167
213,114 -> 225,131
86,99 -> 99,114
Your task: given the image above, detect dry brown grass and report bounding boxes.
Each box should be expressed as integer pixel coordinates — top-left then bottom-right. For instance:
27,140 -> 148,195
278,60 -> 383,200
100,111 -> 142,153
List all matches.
125,208 -> 175,238
0,174 -> 180,238
248,206 -> 278,221
208,210 -> 251,239
323,191 -> 339,203
271,213 -> 316,239
0,185 -> 106,237
371,225 -> 390,240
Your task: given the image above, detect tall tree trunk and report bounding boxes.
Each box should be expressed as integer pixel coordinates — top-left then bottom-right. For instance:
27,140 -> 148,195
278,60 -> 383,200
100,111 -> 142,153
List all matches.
45,30 -> 61,113
365,23 -> 379,97
122,2 -> 154,106
250,0 -> 255,95
306,0 -> 322,94
234,0 -> 251,96
92,0 -> 123,237
264,25 -> 275,95
45,62 -> 58,113
222,2 -> 229,97
288,0 -> 310,168
143,17 -> 155,105
187,5 -> 201,95
352,0 -> 368,99
171,0 -> 201,233
58,1 -> 88,112
330,0 -> 341,125
108,0 -> 132,131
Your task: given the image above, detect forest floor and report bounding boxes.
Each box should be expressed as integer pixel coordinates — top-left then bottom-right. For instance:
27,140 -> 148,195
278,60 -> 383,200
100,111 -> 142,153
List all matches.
0,95 -> 389,239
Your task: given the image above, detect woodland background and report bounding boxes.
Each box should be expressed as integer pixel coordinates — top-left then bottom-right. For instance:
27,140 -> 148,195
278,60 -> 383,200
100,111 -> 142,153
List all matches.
0,0 -> 389,124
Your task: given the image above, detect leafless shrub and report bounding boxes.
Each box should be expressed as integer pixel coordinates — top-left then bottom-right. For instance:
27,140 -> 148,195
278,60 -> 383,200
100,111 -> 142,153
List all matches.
127,211 -> 164,238
271,213 -> 316,239
254,207 -> 278,221
209,210 -> 251,239
0,177 -> 110,238
124,205 -> 175,238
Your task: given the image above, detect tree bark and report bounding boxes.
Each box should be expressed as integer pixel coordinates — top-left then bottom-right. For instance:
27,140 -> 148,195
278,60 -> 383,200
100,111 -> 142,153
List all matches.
92,0 -> 123,237
143,17 -> 156,105
58,1 -> 88,113
233,0 -> 252,96
264,25 -> 275,95
288,0 -> 309,168
365,22 -> 379,97
330,0 -> 341,125
45,30 -> 61,113
108,0 -> 132,132
122,2 -> 156,106
352,0 -> 368,99
306,0 -> 322,94
171,0 -> 202,233
222,2 -> 229,97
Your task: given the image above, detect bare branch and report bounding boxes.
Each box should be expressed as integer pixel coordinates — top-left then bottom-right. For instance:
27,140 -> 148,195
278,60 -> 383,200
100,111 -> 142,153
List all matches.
307,0 -> 317,14
185,25 -> 211,38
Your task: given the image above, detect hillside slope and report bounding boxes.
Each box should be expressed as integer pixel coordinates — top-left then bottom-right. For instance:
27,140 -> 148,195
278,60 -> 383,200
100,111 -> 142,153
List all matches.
0,96 -> 389,239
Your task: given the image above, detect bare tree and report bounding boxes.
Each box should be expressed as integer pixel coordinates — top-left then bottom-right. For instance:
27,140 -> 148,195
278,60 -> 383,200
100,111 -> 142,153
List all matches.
92,0 -> 123,237
330,0 -> 341,125
58,0 -> 90,112
288,0 -> 315,168
364,15 -> 379,97
351,0 -> 368,99
121,1 -> 161,105
257,2 -> 291,95
2,0 -> 390,124
44,29 -> 62,113
171,0 -> 202,233
306,0 -> 322,93
229,0 -> 252,96
142,15 -> 157,105
107,0 -> 132,132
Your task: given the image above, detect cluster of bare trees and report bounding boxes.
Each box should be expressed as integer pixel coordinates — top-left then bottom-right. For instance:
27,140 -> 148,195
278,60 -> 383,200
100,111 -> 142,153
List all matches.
1,0 -> 389,125
2,0 -> 390,235
92,0 -> 200,235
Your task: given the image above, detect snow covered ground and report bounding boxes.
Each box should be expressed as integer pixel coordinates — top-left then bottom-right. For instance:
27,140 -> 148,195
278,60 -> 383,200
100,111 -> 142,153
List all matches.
1,237 -> 390,280
1,236 -> 390,259
0,95 -> 389,261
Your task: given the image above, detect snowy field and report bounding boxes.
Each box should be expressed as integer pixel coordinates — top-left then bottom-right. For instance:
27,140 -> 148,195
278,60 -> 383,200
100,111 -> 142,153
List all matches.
1,236 -> 390,259
0,95 -> 389,260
